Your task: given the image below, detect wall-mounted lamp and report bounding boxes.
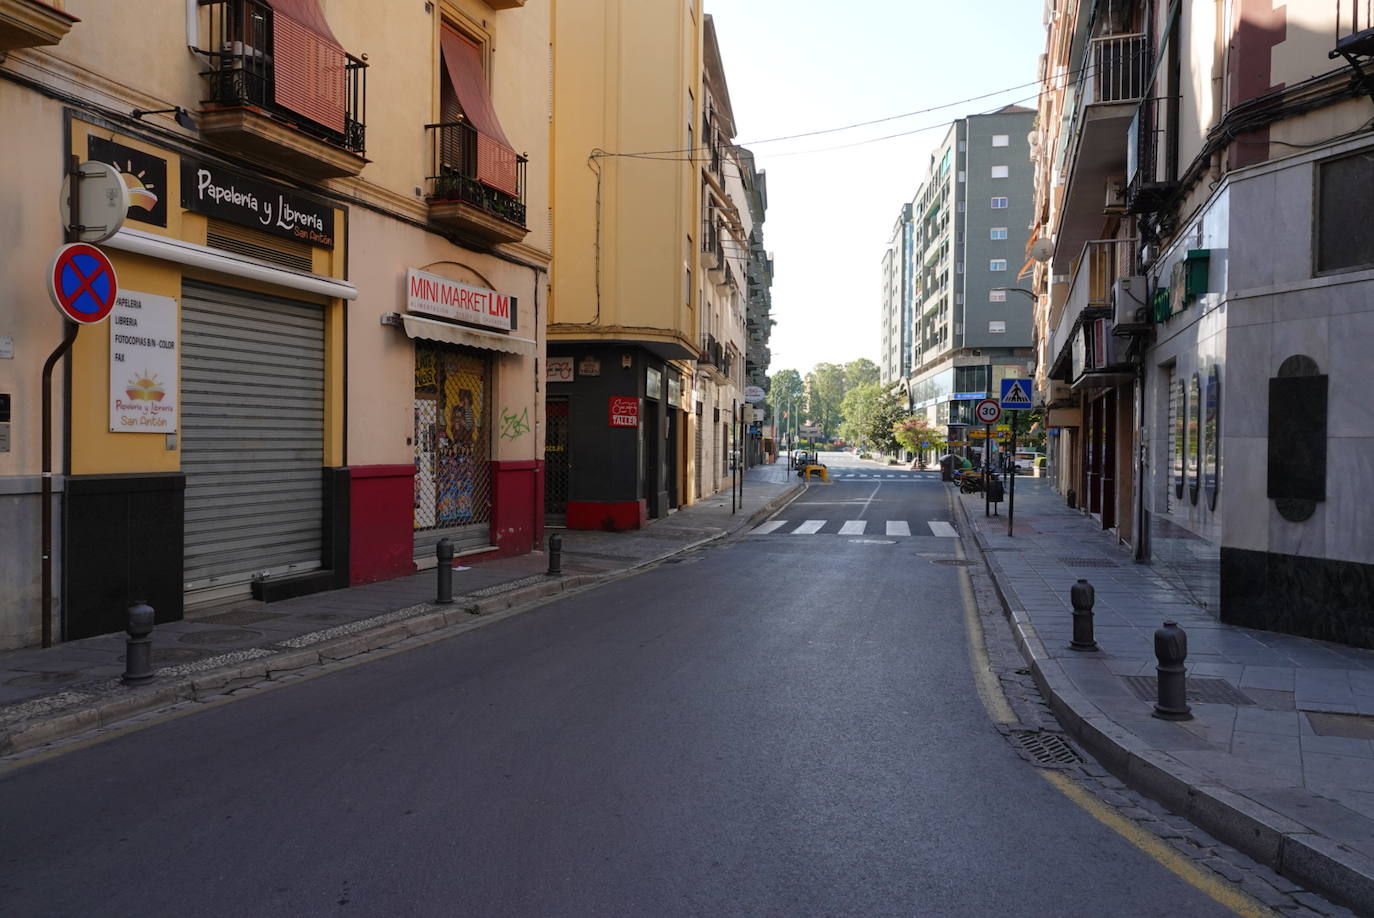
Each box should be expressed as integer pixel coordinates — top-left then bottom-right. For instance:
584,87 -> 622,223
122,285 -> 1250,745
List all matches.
132,107 -> 196,131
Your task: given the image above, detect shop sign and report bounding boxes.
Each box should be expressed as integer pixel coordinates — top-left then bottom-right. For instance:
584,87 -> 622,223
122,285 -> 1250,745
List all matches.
181,158 -> 335,248
579,357 -> 601,377
646,367 -> 662,400
109,290 -> 178,433
667,376 -> 681,408
949,392 -> 986,400
547,357 -> 574,383
89,137 -> 168,227
406,268 -> 514,332
609,396 -> 639,428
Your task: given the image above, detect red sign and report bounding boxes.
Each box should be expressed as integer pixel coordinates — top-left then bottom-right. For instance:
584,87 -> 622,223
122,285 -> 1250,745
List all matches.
609,396 -> 639,428
48,243 -> 119,324
974,398 -> 1002,424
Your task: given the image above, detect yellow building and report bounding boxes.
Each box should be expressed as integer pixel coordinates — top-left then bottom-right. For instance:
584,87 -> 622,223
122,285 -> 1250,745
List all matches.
0,0 -> 549,649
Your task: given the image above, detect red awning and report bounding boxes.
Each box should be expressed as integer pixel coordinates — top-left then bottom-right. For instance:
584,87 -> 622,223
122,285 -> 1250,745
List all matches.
440,27 -> 519,196
264,0 -> 341,48
267,0 -> 346,134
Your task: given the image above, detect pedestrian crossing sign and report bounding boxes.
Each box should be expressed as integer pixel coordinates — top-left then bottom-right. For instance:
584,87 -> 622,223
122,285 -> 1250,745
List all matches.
1000,378 -> 1033,410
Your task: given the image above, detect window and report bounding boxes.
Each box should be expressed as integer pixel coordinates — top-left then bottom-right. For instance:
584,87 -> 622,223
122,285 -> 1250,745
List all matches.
990,259 -> 1008,271
1316,150 -> 1374,274
989,289 -> 1007,302
990,165 -> 1009,179
958,140 -> 967,152
957,201 -> 966,212
989,321 -> 1007,334
991,196 -> 1008,209
685,267 -> 692,306
956,262 -> 964,273
957,171 -> 966,183
992,134 -> 1009,147
990,227 -> 1008,240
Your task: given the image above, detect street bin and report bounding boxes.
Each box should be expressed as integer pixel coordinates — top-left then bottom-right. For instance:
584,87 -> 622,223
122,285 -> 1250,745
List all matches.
939,454 -> 955,482
987,477 -> 1005,503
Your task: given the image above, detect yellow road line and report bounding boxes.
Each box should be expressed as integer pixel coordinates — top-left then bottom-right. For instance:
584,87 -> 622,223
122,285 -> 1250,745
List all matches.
954,537 -> 1017,725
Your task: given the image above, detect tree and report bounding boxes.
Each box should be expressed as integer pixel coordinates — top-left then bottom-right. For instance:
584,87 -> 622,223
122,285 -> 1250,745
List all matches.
843,358 -> 880,391
806,363 -> 847,440
768,369 -> 804,442
840,384 -> 906,455
894,417 -> 947,460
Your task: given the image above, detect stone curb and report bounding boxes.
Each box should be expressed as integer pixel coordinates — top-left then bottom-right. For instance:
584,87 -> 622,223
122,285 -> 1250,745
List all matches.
0,481 -> 804,761
953,490 -> 1374,916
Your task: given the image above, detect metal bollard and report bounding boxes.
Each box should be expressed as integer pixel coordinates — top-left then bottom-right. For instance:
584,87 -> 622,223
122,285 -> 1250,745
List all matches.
547,533 -> 563,575
1069,578 -> 1098,651
1153,620 -> 1192,719
1066,488 -> 1077,509
122,601 -> 156,685
435,538 -> 455,604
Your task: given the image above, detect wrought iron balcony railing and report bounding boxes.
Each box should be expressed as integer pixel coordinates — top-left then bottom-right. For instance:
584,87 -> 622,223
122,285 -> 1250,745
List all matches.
425,120 -> 528,228
1086,33 -> 1148,105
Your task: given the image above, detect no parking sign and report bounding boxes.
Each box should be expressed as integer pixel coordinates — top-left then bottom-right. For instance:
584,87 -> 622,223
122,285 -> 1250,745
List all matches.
48,243 -> 118,324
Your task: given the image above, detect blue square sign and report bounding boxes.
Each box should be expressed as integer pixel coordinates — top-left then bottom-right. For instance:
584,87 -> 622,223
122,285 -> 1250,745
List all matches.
1000,378 -> 1033,410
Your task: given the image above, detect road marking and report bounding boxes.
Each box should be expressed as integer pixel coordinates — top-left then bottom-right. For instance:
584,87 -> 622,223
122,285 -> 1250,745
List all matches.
838,520 -> 867,535
752,520 -> 787,535
794,519 -> 826,534
928,521 -> 957,538
885,520 -> 910,536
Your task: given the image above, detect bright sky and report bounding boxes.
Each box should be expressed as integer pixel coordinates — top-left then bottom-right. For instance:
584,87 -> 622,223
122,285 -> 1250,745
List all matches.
705,0 -> 1048,378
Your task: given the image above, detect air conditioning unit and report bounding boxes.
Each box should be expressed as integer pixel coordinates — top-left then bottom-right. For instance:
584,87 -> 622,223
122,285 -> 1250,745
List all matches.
1112,275 -> 1148,327
1104,179 -> 1126,212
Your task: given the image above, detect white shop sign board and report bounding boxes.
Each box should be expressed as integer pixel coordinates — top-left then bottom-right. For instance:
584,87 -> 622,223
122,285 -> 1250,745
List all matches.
407,268 -> 514,332
110,290 -> 178,432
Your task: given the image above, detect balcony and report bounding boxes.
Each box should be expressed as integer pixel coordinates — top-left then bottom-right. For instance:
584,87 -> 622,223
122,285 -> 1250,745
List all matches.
0,0 -> 78,53
198,0 -> 367,179
1125,95 -> 1178,215
1052,32 -> 1147,274
701,218 -> 721,271
1048,238 -> 1137,387
425,120 -> 528,245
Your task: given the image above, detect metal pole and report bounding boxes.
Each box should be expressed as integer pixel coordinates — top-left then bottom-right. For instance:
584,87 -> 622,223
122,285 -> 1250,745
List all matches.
731,399 -> 739,514
1008,410 -> 1017,537
739,403 -> 746,506
435,538 -> 454,604
984,423 -> 992,517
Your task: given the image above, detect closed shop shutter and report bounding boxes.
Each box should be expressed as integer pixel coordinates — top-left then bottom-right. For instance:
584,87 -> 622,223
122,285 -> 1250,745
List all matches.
181,283 -> 325,606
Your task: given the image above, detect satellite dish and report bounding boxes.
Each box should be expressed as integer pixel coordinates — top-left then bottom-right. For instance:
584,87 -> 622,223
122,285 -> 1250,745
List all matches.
1030,237 -> 1055,263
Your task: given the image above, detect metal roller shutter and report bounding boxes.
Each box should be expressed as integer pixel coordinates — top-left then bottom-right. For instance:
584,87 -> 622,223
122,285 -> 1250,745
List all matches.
181,283 -> 325,606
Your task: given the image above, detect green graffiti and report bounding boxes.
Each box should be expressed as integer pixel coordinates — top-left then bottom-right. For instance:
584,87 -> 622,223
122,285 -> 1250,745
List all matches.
500,406 -> 531,440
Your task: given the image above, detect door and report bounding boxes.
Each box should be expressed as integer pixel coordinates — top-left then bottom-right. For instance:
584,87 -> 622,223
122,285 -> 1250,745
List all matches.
544,396 -> 570,520
413,342 -> 492,555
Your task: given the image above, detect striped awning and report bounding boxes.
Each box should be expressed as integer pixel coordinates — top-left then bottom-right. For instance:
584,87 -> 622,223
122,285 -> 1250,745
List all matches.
401,314 -> 535,357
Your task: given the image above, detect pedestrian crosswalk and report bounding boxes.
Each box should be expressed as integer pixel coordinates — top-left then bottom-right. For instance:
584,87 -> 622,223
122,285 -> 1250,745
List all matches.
821,472 -> 939,479
751,519 -> 957,537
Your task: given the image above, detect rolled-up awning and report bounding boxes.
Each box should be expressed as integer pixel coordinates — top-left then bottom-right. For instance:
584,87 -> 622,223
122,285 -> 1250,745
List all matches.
401,314 -> 535,357
267,0 -> 347,134
440,26 -> 518,195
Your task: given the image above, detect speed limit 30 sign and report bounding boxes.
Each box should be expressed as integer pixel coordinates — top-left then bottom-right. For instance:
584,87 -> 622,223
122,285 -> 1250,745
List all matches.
974,398 -> 1002,424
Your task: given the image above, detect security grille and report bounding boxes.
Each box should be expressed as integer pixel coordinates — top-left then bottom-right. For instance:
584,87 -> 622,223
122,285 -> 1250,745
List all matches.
694,409 -> 703,498
413,342 -> 492,555
544,397 -> 569,517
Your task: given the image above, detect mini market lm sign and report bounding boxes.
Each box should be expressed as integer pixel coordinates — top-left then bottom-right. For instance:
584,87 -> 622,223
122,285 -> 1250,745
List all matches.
407,268 -> 515,332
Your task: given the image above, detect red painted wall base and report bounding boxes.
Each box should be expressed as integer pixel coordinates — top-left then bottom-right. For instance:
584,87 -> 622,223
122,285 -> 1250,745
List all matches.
349,464 -> 417,585
490,459 -> 543,556
566,499 -> 647,531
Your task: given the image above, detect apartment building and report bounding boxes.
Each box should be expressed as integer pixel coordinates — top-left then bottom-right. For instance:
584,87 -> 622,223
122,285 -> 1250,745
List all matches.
1032,0 -> 1374,647
0,0 -> 550,648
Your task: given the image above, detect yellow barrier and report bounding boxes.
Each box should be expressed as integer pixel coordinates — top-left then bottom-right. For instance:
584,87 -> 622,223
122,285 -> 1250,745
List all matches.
802,464 -> 829,482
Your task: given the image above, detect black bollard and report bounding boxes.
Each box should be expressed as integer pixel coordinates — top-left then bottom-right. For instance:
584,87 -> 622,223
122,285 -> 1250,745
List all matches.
547,532 -> 563,575
122,601 -> 156,685
1067,488 -> 1076,509
1153,620 -> 1193,720
435,538 -> 455,604
1069,578 -> 1099,651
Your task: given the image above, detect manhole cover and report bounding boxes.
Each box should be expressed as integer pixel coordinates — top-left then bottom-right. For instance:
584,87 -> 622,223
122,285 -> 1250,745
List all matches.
931,559 -> 974,566
1057,557 -> 1118,568
1120,675 -> 1255,706
1305,712 -> 1374,740
1007,729 -> 1083,768
178,628 -> 261,645
5,671 -> 82,688
849,538 -> 897,544
197,609 -> 285,626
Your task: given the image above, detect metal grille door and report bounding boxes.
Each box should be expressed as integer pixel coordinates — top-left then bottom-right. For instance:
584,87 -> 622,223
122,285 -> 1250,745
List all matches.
181,284 -> 325,605
414,342 -> 492,554
544,397 -> 569,517
694,410 -> 703,499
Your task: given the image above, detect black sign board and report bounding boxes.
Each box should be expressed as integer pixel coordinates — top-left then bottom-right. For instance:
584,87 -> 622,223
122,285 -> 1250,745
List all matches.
88,137 -> 169,227
0,393 -> 10,423
180,158 -> 335,248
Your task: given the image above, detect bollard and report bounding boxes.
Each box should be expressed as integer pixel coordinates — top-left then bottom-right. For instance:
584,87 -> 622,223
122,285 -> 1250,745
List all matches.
122,601 -> 156,685
547,532 -> 563,576
1066,488 -> 1077,509
435,538 -> 455,604
1069,578 -> 1098,652
1153,620 -> 1193,720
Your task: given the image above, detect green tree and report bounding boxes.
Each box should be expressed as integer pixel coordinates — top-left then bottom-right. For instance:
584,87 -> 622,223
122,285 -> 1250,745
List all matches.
843,358 -> 880,391
768,369 -> 805,442
806,363 -> 847,440
894,417 -> 947,460
840,384 -> 906,454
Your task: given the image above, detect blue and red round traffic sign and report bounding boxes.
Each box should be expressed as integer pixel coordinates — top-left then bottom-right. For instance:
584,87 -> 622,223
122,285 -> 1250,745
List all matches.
48,243 -> 118,324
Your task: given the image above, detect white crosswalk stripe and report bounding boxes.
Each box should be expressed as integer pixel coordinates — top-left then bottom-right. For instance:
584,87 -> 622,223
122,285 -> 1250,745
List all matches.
793,519 -> 826,534
928,521 -> 958,538
752,520 -> 787,535
886,520 -> 911,536
838,520 -> 867,535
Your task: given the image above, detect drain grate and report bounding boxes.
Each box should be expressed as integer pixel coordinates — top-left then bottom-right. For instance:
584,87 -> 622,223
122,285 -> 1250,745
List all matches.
1057,557 -> 1118,568
1120,675 -> 1255,706
197,609 -> 286,626
1008,729 -> 1084,768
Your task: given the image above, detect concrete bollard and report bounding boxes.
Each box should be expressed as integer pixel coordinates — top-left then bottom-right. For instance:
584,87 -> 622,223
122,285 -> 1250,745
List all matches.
435,538 -> 454,604
1153,620 -> 1193,720
1069,579 -> 1098,652
547,533 -> 563,575
122,601 -> 156,685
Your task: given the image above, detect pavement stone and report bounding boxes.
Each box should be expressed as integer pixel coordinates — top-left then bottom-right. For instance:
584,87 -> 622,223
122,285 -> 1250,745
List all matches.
956,476 -> 1374,916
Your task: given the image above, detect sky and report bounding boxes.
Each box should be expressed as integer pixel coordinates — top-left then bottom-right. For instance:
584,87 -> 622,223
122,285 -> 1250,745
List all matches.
704,0 -> 1049,378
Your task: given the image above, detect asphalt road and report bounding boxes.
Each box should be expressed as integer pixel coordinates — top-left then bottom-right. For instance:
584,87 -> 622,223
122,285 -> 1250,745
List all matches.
1,457 -> 1242,916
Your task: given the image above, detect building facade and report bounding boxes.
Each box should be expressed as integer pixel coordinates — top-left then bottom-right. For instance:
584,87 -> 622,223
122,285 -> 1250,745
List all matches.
0,0 -> 549,648
889,108 -> 1037,461
1033,0 -> 1374,647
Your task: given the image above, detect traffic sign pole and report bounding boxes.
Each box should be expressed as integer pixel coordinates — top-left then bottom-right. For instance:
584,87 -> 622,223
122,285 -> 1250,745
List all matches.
1008,411 -> 1017,537
985,423 -> 992,517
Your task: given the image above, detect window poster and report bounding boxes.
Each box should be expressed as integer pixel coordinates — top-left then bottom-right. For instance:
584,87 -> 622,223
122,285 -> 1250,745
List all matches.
1204,365 -> 1220,510
1188,372 -> 1201,505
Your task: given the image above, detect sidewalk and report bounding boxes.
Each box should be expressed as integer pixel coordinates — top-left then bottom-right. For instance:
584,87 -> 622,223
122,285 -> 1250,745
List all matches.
957,477 -> 1374,914
0,465 -> 801,758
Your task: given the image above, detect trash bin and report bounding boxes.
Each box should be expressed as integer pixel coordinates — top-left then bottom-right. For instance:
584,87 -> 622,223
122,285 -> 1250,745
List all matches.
939,454 -> 955,482
988,478 -> 1005,502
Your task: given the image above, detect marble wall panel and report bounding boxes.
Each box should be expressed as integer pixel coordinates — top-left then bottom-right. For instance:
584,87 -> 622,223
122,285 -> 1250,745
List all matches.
1326,437 -> 1374,565
1329,310 -> 1374,438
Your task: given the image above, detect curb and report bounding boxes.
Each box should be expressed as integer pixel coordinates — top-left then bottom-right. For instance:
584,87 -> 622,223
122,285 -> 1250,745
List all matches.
0,482 -> 803,762
952,489 -> 1374,915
